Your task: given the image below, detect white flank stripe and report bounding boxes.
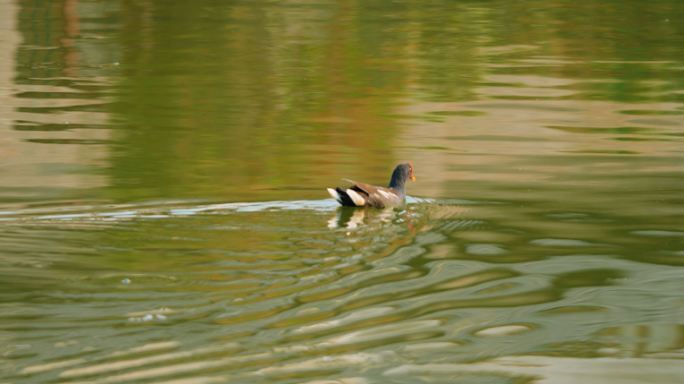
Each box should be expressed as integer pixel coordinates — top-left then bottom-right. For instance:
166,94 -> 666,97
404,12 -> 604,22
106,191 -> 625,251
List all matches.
327,188 -> 343,204
347,190 -> 366,206
377,190 -> 392,199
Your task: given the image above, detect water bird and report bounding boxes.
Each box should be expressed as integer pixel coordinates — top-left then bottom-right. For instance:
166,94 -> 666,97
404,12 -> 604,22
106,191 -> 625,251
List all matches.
327,163 -> 415,208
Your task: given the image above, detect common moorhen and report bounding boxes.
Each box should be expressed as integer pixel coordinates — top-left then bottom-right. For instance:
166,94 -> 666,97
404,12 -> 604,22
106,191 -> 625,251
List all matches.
327,163 -> 415,208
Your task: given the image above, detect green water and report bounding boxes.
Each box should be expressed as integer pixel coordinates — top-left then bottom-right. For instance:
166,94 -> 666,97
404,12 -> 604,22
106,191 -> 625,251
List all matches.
1,0 -> 684,383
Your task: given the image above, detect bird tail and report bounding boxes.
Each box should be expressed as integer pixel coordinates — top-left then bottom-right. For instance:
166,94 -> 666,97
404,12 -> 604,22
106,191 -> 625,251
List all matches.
328,187 -> 364,206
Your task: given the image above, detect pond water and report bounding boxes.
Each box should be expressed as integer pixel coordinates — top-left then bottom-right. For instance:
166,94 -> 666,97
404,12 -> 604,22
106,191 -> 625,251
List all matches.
1,0 -> 684,383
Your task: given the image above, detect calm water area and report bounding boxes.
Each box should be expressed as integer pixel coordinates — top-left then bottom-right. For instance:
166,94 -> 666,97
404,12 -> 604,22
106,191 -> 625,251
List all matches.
1,0 -> 684,383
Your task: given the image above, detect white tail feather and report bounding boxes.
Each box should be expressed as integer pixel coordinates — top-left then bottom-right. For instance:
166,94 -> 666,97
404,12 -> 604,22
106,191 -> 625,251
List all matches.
327,188 -> 343,204
347,189 -> 366,206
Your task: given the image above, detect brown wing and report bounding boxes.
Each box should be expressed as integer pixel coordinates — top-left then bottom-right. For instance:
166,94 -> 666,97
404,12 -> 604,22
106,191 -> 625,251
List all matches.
342,179 -> 400,208
342,179 -> 378,195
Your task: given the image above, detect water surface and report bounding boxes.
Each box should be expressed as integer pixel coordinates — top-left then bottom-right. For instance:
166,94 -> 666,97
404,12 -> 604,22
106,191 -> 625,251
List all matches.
1,0 -> 683,383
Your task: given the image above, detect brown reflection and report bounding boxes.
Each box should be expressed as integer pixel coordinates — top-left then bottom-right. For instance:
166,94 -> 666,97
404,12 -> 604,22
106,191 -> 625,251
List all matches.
61,0 -> 80,77
109,0 -> 407,203
598,324 -> 684,359
1,0 -> 114,208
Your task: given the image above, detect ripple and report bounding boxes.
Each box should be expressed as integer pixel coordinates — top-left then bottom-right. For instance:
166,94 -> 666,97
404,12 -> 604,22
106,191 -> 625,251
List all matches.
293,307 -> 395,334
4,197 -> 682,384
617,109 -> 684,116
466,244 -> 508,255
476,86 -> 578,98
83,274 -> 179,286
383,356 -> 684,382
530,239 -> 604,247
319,319 -> 442,347
59,343 -> 240,380
483,75 -> 578,87
632,230 -> 684,237
255,352 -> 392,378
474,324 -> 532,337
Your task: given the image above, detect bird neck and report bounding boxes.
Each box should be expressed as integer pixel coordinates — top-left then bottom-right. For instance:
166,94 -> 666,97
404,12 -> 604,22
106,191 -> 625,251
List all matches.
388,171 -> 407,196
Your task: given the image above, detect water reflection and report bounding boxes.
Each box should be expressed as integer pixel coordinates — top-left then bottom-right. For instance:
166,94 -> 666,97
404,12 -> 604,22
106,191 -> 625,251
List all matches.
327,207 -> 400,230
1,0 -> 117,209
